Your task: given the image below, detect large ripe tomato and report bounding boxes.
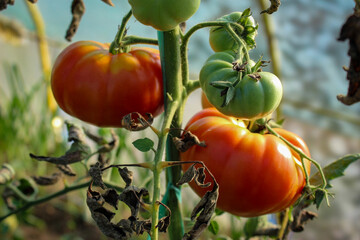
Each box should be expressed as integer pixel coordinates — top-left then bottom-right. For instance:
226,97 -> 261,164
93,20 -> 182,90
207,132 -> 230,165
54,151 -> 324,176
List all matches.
209,11 -> 258,52
200,51 -> 283,120
128,0 -> 200,31
51,41 -> 163,127
181,108 -> 311,217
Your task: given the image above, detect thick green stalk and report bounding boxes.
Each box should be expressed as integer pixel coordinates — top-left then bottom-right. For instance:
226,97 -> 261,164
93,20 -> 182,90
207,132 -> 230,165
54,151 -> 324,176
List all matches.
157,27 -> 185,240
258,0 -> 283,120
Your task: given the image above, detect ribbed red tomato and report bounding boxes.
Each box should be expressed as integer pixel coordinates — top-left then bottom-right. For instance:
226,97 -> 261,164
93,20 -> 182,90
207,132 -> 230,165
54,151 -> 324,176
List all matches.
181,108 -> 311,217
51,41 -> 163,127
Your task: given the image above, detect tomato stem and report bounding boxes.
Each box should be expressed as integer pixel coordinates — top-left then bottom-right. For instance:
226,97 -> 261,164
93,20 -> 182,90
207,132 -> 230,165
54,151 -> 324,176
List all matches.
122,35 -> 158,46
152,27 -> 186,240
109,10 -> 132,54
181,21 -> 244,87
224,23 -> 251,72
265,124 -> 328,191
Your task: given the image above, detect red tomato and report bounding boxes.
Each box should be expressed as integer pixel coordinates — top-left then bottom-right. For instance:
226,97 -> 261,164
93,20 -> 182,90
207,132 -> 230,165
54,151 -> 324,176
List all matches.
181,108 -> 311,217
51,41 -> 163,127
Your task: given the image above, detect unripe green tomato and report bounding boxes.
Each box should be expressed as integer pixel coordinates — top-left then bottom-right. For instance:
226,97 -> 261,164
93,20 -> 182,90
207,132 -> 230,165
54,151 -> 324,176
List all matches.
128,0 -> 200,31
209,11 -> 257,52
200,51 -> 283,120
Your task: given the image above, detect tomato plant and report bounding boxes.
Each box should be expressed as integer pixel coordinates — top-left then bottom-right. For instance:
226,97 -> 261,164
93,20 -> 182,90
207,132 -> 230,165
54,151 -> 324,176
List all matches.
181,108 -> 311,217
51,40 -> 164,127
209,10 -> 258,52
128,0 -> 201,31
200,50 -> 283,119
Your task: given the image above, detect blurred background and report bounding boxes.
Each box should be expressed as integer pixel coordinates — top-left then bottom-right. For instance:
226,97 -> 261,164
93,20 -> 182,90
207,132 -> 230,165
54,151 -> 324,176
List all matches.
0,0 -> 359,239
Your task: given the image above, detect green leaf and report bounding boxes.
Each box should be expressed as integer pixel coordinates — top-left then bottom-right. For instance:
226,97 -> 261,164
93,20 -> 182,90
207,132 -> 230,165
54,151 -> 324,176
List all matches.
224,86 -> 235,107
208,220 -> 220,235
315,190 -> 325,209
210,81 -> 233,89
243,217 -> 259,238
132,138 -> 154,152
310,153 -> 360,186
241,8 -> 251,18
215,208 -> 225,216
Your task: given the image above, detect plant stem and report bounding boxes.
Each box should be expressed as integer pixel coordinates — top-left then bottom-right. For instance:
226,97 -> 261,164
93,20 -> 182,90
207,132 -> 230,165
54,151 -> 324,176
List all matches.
150,99 -> 180,240
24,1 -> 57,114
0,179 -> 123,223
122,36 -> 158,46
258,0 -> 283,120
181,21 -> 244,86
265,124 -> 327,190
0,180 -> 86,222
157,27 -> 185,240
109,10 -> 132,54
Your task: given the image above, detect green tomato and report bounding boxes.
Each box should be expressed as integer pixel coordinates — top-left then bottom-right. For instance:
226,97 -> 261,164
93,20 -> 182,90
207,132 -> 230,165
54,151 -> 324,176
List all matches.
209,11 -> 258,52
128,0 -> 200,31
200,51 -> 283,120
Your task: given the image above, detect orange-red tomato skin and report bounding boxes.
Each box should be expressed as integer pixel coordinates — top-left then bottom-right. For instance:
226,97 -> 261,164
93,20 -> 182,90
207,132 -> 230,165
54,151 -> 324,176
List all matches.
51,41 -> 163,127
181,108 -> 311,217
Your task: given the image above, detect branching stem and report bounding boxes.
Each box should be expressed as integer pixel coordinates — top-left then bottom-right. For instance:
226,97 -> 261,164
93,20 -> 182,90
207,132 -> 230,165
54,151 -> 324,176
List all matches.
265,124 -> 327,190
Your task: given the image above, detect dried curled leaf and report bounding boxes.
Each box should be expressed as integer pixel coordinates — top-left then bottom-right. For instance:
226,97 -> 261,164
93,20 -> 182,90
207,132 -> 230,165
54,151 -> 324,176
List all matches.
101,0 -> 114,6
122,112 -> 154,131
183,183 -> 219,240
103,188 -> 120,210
132,220 -> 151,235
177,164 -> 197,185
30,122 -> 91,165
87,184 -> 132,239
65,0 -> 85,41
118,167 -> 133,188
156,201 -> 171,233
194,168 -> 211,188
56,164 -> 76,177
177,164 -> 211,188
337,14 -> 360,105
291,210 -> 317,232
0,164 -> 15,185
173,132 -> 206,152
0,0 -> 15,11
32,172 -> 62,186
89,163 -> 106,189
261,0 -> 281,14
119,186 -> 149,218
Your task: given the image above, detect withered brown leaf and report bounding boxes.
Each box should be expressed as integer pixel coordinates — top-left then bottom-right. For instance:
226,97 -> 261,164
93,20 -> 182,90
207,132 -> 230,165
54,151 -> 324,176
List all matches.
89,163 -> 106,189
0,0 -> 15,11
65,0 -> 85,41
337,14 -> 360,105
56,164 -> 76,177
173,131 -> 206,152
118,167 -> 133,188
103,188 -> 120,210
32,172 -> 62,186
261,0 -> 281,14
177,164 -> 197,186
119,186 -> 149,218
183,183 -> 219,240
122,112 -> 154,131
